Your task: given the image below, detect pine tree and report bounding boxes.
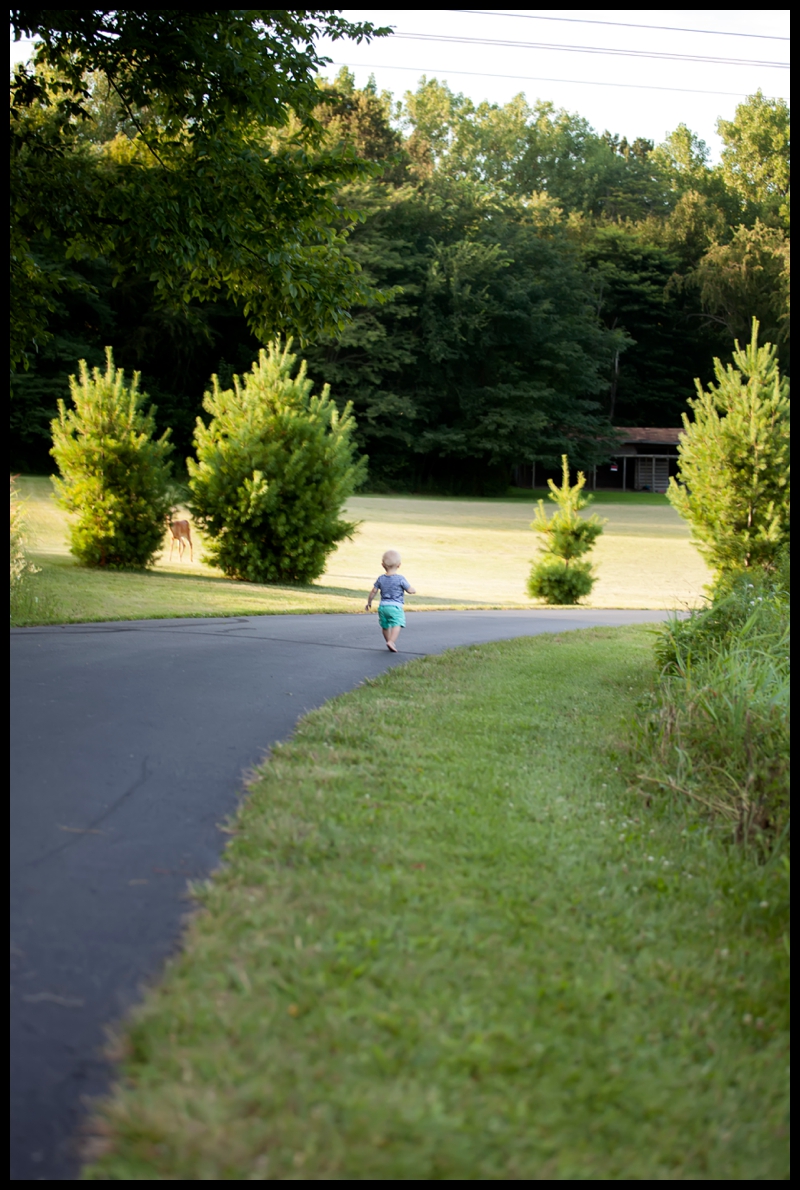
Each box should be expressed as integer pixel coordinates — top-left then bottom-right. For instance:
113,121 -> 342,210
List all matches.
668,320 -> 790,577
187,339 -> 367,584
527,455 -> 606,604
50,348 -> 173,568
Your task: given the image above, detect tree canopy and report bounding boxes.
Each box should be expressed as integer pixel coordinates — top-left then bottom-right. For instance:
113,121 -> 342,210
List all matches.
717,90 -> 790,230
10,34 -> 791,495
11,9 -> 384,134
10,9 -> 390,368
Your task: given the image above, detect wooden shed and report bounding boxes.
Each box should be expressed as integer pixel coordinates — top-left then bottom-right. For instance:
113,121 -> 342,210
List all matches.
599,427 -> 684,493
515,428 -> 684,493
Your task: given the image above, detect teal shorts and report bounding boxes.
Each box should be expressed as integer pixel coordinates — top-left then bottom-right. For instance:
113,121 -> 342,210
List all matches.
378,603 -> 406,629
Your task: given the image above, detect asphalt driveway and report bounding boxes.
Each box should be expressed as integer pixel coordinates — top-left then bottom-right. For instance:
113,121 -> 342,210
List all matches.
10,609 -> 672,1180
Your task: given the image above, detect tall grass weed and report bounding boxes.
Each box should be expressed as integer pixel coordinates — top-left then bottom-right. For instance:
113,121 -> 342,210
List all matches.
636,562 -> 790,854
10,475 -> 49,624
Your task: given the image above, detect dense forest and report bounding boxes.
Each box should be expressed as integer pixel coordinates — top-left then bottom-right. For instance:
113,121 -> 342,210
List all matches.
11,46 -> 790,492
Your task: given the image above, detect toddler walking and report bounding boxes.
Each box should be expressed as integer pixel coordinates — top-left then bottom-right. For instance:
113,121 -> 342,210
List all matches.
366,550 -> 416,652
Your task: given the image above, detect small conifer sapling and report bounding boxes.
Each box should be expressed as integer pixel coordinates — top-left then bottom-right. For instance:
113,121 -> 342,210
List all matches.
527,455 -> 606,604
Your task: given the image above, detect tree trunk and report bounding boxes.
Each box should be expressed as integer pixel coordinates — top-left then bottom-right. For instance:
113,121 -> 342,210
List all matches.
608,348 -> 620,420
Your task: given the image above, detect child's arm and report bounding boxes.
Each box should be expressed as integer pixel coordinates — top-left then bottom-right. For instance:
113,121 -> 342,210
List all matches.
365,584 -> 379,611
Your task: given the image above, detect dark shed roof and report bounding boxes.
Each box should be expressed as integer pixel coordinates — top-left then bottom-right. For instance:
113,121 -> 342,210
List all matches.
614,427 -> 684,445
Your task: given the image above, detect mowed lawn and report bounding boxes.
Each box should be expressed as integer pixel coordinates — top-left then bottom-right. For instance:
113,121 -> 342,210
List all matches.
333,494 -> 712,610
14,478 -> 711,625
80,627 -> 789,1180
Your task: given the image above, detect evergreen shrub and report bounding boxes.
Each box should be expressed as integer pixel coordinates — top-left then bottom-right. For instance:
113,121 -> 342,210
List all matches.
668,319 -> 790,579
50,348 -> 174,568
527,455 -> 605,604
187,340 -> 367,584
526,557 -> 594,604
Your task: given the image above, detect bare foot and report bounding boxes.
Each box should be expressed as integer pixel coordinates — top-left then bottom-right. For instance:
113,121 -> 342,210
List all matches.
387,641 -> 398,652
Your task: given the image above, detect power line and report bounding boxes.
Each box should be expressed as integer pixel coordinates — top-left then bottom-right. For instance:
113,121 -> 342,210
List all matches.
393,31 -> 789,70
326,61 -> 786,103
451,10 -> 791,43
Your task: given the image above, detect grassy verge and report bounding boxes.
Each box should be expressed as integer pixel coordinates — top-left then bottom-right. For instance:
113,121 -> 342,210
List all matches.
634,566 -> 791,851
81,626 -> 788,1180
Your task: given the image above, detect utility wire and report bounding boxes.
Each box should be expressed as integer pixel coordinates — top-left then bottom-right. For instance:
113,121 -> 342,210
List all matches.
451,10 -> 790,42
392,31 -> 789,70
326,61 -> 786,102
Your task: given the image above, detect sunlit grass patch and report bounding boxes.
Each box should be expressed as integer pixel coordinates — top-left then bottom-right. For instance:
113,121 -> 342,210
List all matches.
14,477 -> 711,624
12,479 -> 492,625
319,494 -> 712,609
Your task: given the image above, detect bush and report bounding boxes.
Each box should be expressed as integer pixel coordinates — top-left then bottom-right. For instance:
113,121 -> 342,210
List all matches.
526,557 -> 595,604
668,320 -> 790,579
10,475 -> 41,619
527,455 -> 605,604
654,557 -> 789,674
50,348 -> 174,568
187,339 -> 367,584
636,566 -> 790,855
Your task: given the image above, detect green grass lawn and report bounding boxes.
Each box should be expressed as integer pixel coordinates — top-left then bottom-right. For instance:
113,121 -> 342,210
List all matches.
506,486 -> 673,504
336,493 -> 710,610
14,478 -> 712,625
80,626 -> 789,1180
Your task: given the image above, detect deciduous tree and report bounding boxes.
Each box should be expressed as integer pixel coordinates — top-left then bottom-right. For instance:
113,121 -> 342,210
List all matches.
689,222 -> 790,368
305,181 -> 622,493
717,90 -> 790,230
10,10 -> 390,368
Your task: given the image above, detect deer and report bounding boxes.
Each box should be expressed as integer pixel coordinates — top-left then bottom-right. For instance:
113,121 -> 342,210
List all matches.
167,516 -> 193,562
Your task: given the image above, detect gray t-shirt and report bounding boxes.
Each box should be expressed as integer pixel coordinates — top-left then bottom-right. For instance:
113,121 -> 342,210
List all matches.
374,573 -> 411,605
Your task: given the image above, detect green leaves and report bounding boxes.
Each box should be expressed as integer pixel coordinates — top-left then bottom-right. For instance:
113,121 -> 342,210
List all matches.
717,90 -> 790,229
303,179 -> 619,491
687,222 -> 790,366
11,11 -> 390,138
667,320 -> 790,577
13,57 -> 791,495
641,568 -> 789,847
187,339 -> 367,583
10,12 -> 391,367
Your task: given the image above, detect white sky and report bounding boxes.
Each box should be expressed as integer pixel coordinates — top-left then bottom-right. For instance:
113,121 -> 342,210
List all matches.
11,9 -> 790,164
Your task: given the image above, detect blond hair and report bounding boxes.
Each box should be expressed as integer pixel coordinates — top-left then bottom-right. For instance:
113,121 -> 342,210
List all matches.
382,549 -> 401,568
